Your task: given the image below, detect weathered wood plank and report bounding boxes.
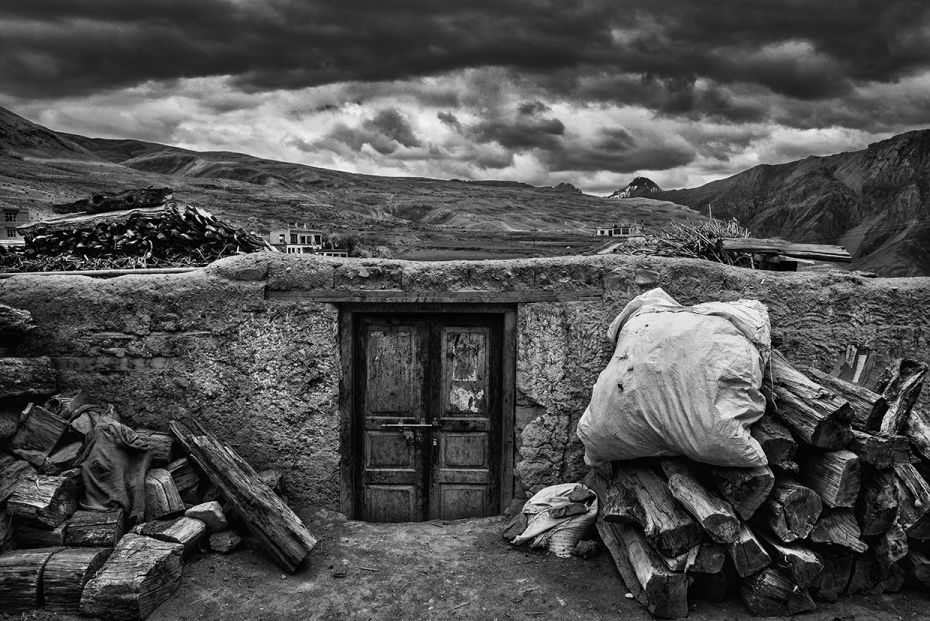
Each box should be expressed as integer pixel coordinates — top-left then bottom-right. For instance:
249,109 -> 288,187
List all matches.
847,429 -> 914,468
719,237 -> 851,262
65,509 -> 125,547
875,358 -> 926,435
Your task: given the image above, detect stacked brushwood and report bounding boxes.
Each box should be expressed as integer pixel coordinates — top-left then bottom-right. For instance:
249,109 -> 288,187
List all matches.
0,304 -> 316,619
586,349 -> 930,618
0,188 -> 274,273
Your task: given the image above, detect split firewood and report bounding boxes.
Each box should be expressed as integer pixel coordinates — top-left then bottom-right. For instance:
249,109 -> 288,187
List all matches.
905,549 -> 930,588
7,474 -> 78,528
659,543 -> 699,572
144,468 -> 185,521
809,549 -> 853,602
136,429 -> 174,465
758,532 -> 823,588
65,509 -> 125,547
13,519 -> 67,547
43,547 -> 111,614
595,518 -> 689,619
739,566 -> 816,616
750,417 -> 798,471
727,522 -> 771,578
79,534 -> 184,620
752,479 -> 822,543
9,403 -> 68,466
707,465 -> 774,521
690,541 -> 726,574
689,571 -> 728,603
809,508 -> 868,553
166,457 -> 199,495
796,449 -> 860,508
769,350 -> 853,449
846,552 -> 905,595
875,359 -> 927,435
856,471 -> 899,536
894,463 -> 930,535
0,356 -> 56,400
874,521 -> 908,569
0,547 -> 60,613
134,516 -> 206,555
906,407 -> 930,462
41,441 -> 84,474
601,462 -> 702,557
44,390 -> 91,420
847,429 -> 914,468
170,420 -> 318,573
0,453 -> 35,504
660,459 -> 740,544
804,366 -> 887,430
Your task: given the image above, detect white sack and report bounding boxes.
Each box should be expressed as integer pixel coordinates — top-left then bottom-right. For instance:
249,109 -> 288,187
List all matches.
577,287 -> 771,467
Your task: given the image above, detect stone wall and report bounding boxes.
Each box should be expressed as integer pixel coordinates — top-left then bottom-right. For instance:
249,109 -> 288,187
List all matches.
1,253 -> 928,512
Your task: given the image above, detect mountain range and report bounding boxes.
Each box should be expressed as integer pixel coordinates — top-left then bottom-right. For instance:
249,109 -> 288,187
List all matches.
0,104 -> 927,273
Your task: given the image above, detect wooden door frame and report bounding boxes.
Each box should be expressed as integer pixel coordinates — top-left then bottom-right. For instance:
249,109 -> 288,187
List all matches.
339,303 -> 516,519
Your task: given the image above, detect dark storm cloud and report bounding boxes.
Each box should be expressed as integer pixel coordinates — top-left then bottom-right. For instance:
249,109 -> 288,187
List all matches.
469,116 -> 565,150
2,0 -> 929,118
543,128 -> 696,174
301,107 -> 421,155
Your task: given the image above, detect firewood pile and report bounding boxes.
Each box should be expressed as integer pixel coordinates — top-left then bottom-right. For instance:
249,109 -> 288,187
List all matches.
0,304 -> 317,619
0,188 -> 274,273
586,349 -> 930,618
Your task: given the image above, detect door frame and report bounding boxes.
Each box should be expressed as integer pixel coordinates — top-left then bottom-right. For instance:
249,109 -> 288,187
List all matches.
339,303 -> 516,519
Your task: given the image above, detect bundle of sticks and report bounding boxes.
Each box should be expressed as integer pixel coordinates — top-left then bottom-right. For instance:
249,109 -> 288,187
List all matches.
587,350 -> 929,618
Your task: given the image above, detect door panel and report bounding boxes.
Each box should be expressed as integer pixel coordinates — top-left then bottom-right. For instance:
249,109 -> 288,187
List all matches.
356,315 -> 501,522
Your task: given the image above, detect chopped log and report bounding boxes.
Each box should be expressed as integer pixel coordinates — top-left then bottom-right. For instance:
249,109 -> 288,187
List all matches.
809,508 -> 868,552
44,390 -> 91,420
0,356 -> 56,399
0,546 -> 60,612
905,549 -> 930,588
170,420 -> 318,573
750,417 -> 798,471
0,453 -> 36,504
43,547 -> 111,613
874,521 -> 908,569
209,530 -> 242,554
14,519 -> 67,547
595,519 -> 689,619
689,571 -> 728,602
727,522 -> 771,578
796,449 -> 860,508
7,474 -> 78,528
707,465 -> 774,521
166,457 -> 199,495
769,350 -> 853,449
41,441 -> 84,474
134,516 -> 206,555
136,429 -> 174,465
80,533 -> 183,620
753,479 -> 822,543
759,532 -> 823,588
184,501 -> 227,532
856,470 -> 899,535
660,459 -> 740,544
739,566 -> 816,616
65,509 -> 125,547
809,549 -> 853,602
847,429 -> 914,468
894,463 -> 930,535
875,359 -> 927,435
691,541 -> 726,574
0,401 -> 23,441
847,553 -> 905,595
604,462 -> 702,557
719,237 -> 851,262
144,468 -> 184,521
907,407 -> 930,463
805,366 -> 887,430
0,304 -> 33,354
659,543 -> 699,572
9,402 -> 68,466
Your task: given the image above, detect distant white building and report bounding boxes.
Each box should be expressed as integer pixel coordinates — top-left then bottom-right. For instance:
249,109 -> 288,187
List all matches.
1,205 -> 28,247
263,223 -> 349,256
595,223 -> 642,237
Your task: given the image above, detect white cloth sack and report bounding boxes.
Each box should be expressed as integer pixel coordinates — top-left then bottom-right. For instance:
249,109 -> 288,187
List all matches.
577,287 -> 771,467
510,482 -> 598,557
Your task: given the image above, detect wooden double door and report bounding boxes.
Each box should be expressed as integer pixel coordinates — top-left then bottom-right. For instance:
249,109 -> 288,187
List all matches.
354,313 -> 502,522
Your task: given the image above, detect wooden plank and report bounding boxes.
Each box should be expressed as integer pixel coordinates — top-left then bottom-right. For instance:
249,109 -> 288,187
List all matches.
719,237 -> 851,262
170,420 -> 318,573
266,288 -> 604,304
500,309 -> 516,512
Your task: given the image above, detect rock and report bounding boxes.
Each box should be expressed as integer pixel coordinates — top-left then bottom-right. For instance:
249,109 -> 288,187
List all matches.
209,530 -> 242,554
184,501 -> 228,532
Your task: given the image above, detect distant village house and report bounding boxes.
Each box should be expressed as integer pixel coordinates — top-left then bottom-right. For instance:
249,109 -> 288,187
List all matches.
595,223 -> 642,237
263,223 -> 349,257
1,205 -> 28,247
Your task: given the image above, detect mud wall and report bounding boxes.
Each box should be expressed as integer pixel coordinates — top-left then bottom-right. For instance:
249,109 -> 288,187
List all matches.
1,253 -> 928,512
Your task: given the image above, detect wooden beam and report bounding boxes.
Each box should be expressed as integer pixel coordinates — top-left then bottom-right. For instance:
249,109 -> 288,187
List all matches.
719,237 -> 851,262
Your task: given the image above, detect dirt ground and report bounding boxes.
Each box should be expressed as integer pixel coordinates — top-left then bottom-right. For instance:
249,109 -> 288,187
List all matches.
8,507 -> 930,621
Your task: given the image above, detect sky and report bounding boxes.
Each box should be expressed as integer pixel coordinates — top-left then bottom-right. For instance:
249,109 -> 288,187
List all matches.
1,1 -> 929,194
